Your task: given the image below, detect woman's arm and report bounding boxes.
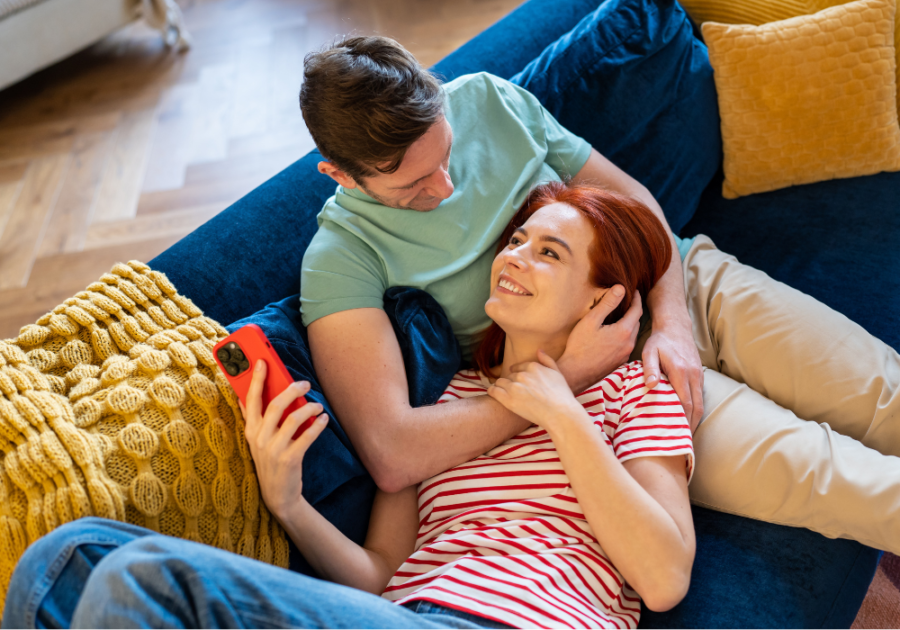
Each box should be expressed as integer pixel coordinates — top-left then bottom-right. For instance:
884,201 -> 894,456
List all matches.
549,422 -> 694,612
279,487 -> 419,595
241,360 -> 419,594
489,353 -> 695,612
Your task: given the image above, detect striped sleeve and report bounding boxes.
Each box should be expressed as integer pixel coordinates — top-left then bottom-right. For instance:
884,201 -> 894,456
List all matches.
612,362 -> 694,482
436,370 -> 489,404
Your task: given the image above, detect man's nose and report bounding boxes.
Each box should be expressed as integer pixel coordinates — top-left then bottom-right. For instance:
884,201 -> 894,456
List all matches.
425,167 -> 454,200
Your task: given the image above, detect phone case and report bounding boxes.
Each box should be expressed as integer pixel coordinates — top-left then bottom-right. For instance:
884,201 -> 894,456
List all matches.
214,324 -> 311,439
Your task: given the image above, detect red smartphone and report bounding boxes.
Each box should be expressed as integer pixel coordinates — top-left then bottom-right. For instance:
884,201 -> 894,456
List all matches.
214,324 -> 313,440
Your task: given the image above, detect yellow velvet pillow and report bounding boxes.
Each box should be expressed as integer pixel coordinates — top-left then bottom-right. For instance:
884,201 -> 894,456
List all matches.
680,0 -> 900,119
702,0 -> 900,198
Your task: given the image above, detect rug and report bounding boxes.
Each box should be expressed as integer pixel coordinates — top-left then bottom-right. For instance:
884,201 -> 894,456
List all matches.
853,552 -> 900,628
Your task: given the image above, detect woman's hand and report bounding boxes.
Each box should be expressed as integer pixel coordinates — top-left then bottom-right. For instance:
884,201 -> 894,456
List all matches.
487,351 -> 589,432
239,360 -> 329,521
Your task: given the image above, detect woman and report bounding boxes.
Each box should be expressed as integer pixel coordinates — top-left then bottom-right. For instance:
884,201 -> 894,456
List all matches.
234,181 -> 691,629
8,182 -> 695,629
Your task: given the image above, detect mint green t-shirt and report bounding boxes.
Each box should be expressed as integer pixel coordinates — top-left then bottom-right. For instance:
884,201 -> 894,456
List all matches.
300,72 -> 593,353
300,72 -> 692,354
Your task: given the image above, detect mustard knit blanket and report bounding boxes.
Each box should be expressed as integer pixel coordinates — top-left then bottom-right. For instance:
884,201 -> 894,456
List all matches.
0,262 -> 289,617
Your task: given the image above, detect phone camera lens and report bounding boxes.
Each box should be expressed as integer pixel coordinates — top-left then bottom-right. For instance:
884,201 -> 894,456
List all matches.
224,362 -> 239,376
217,348 -> 231,363
239,360 -> 250,373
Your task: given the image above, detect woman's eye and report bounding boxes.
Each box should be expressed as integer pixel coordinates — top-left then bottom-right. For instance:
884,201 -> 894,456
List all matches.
509,236 -> 522,246
541,248 -> 559,260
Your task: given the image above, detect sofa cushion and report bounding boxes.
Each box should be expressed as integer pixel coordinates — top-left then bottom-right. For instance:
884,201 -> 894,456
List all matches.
511,0 -> 721,234
702,0 -> 900,199
677,0 -> 900,115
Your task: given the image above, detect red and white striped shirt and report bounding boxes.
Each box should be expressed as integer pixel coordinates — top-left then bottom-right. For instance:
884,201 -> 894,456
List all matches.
382,360 -> 693,629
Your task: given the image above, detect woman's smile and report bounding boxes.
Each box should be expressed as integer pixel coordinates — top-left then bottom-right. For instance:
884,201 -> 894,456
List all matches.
497,274 -> 532,296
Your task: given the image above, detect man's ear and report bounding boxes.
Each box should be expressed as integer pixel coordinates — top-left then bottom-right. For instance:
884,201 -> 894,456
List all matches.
317,161 -> 359,189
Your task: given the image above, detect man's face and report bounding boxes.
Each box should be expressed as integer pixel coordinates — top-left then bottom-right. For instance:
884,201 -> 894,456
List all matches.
355,117 -> 455,211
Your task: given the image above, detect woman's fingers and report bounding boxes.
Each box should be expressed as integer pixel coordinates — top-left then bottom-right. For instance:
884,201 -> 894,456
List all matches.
245,359 -> 267,425
536,350 -> 560,372
261,381 -> 311,438
287,413 -> 329,458
270,400 -> 324,453
487,383 -> 509,404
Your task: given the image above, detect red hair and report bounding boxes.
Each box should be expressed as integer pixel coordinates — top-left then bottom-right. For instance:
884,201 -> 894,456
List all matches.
474,181 -> 672,377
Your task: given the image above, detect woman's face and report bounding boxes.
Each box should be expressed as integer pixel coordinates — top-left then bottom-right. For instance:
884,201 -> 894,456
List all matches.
486,202 -> 609,341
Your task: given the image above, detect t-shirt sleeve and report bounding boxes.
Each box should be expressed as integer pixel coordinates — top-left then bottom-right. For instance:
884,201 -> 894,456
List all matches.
437,370 -> 489,404
611,362 -> 694,482
489,75 -> 592,180
300,222 -> 387,327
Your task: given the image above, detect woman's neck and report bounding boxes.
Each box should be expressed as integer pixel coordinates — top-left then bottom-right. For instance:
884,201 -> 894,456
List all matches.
498,332 -> 568,380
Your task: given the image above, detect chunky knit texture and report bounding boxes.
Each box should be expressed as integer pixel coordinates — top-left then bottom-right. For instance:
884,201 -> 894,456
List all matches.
0,261 -> 289,617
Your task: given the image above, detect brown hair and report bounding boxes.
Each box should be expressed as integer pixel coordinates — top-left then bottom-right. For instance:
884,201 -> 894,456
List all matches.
474,181 -> 672,377
299,36 -> 444,183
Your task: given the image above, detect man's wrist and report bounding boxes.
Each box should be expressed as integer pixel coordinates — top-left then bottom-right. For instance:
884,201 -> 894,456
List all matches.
649,295 -> 692,330
556,354 -> 593,394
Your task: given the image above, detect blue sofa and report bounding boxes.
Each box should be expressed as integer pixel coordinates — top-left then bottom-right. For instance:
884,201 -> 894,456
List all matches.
150,0 -> 895,626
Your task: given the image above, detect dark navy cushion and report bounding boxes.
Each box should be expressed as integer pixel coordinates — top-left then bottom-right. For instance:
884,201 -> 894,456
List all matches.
511,0 -> 721,234
684,169 -> 900,352
432,0 -> 601,82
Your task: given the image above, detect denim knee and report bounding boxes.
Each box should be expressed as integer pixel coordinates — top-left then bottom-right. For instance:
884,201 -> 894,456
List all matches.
4,518 -> 154,630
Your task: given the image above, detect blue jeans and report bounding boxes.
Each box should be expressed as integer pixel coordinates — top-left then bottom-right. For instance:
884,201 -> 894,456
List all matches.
2,518 -> 511,629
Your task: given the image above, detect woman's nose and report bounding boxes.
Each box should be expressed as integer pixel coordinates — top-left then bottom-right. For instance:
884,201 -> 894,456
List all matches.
501,246 -> 528,269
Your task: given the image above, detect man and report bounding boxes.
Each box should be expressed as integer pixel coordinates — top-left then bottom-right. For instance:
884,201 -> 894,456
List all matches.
299,36 -> 900,551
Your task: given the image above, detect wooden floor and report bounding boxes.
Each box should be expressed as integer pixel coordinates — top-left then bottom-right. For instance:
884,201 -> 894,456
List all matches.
0,0 -> 523,339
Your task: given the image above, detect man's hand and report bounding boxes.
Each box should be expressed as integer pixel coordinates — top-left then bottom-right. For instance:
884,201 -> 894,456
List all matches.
642,319 -> 704,432
555,285 -> 642,393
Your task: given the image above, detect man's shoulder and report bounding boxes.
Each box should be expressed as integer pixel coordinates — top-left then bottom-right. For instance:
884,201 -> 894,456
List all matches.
444,71 -> 506,92
444,72 -> 531,106
305,201 -> 379,262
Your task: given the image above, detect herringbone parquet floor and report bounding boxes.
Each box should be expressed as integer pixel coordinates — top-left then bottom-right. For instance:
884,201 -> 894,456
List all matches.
0,0 -> 523,339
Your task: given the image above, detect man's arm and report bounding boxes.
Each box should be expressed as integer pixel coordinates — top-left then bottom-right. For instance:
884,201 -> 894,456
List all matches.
571,149 -> 705,428
308,290 -> 633,492
309,307 -> 528,492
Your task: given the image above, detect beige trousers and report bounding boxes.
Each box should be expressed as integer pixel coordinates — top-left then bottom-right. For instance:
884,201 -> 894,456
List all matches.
649,235 -> 900,553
